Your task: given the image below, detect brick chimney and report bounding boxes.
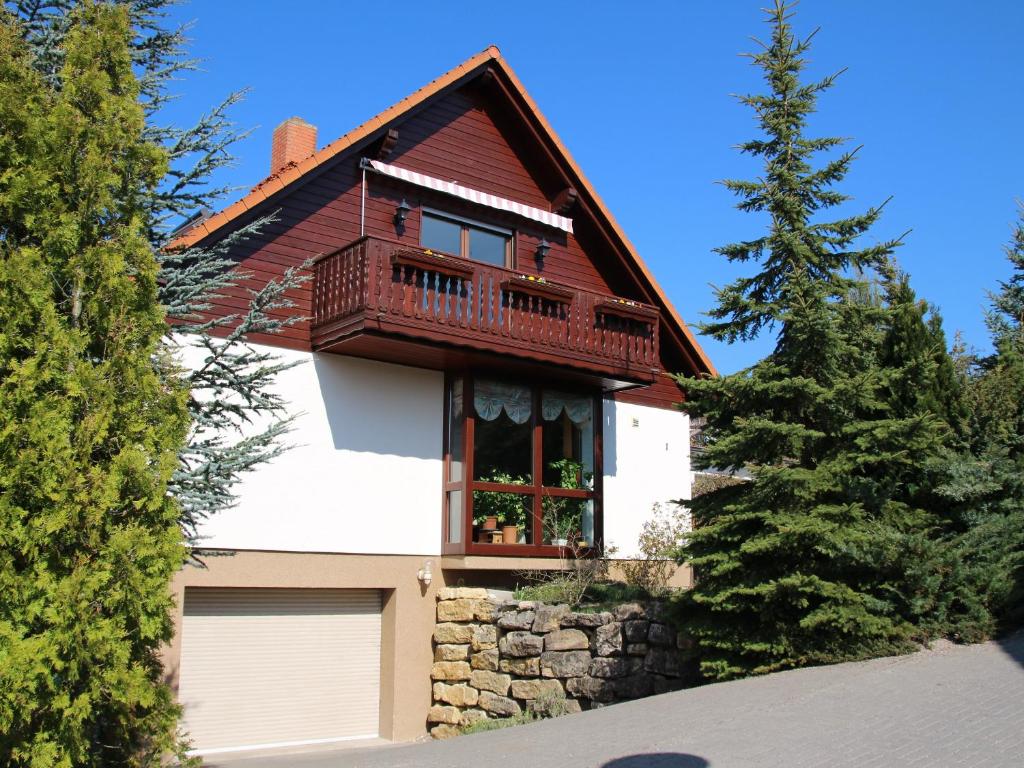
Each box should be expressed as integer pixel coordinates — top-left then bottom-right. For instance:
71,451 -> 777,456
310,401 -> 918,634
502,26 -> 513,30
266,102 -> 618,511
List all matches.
270,117 -> 317,174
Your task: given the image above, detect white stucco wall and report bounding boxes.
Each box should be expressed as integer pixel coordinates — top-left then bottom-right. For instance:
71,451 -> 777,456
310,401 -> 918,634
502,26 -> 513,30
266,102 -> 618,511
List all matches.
601,399 -> 691,558
181,342 -> 444,555
176,336 -> 685,558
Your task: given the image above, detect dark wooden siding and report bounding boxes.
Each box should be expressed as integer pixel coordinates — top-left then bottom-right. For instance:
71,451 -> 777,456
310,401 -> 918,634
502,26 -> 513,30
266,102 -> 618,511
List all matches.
378,89 -> 619,296
614,373 -> 685,410
613,342 -> 689,411
195,156 -> 367,350
393,90 -> 552,208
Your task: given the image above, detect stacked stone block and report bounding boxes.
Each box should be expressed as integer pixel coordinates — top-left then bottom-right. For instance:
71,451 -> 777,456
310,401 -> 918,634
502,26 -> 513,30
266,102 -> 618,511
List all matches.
429,588 -> 691,738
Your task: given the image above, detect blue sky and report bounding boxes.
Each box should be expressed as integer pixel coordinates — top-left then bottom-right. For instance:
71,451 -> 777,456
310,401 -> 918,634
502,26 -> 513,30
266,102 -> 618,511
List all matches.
161,1 -> 1022,375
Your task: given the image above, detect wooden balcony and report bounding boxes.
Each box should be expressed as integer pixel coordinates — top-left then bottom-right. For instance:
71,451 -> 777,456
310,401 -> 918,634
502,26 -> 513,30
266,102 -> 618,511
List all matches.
311,237 -> 661,388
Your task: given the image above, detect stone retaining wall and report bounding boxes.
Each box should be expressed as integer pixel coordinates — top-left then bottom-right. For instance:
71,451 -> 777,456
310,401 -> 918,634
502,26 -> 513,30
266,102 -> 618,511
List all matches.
429,588 -> 692,738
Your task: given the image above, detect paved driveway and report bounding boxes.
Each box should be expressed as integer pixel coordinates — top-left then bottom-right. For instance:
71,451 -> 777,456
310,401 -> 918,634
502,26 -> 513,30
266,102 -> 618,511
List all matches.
209,631 -> 1024,768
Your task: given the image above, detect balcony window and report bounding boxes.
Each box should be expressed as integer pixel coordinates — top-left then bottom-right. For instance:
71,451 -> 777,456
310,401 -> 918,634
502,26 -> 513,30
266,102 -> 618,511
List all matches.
443,375 -> 601,554
421,210 -> 512,268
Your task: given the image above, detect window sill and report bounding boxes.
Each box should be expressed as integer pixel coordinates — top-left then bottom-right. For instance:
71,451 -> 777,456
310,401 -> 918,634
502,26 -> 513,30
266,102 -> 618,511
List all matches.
441,553 -> 579,571
455,542 -> 594,558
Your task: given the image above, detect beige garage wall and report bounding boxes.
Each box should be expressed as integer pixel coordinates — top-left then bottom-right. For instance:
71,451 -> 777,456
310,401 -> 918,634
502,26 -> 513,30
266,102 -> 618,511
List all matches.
165,550 -> 447,743
165,550 -> 693,747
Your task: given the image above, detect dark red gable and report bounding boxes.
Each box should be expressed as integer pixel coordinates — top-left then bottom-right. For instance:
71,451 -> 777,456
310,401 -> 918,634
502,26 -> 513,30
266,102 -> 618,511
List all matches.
170,46 -> 715,407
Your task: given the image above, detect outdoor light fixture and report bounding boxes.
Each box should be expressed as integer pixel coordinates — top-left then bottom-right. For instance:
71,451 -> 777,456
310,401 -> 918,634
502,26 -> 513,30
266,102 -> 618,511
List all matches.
394,198 -> 411,229
535,238 -> 550,266
417,559 -> 433,586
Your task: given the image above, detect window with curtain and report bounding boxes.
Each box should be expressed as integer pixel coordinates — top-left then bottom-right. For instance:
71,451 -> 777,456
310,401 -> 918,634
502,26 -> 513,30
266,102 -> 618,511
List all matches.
443,376 -> 599,552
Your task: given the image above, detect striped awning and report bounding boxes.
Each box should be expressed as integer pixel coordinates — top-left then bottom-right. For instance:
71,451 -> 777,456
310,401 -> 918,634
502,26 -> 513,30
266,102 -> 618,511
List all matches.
367,159 -> 573,233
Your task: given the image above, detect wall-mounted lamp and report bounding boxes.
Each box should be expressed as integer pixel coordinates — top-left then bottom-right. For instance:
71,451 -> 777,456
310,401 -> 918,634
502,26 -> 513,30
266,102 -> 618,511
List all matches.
417,559 -> 433,586
535,238 -> 550,267
394,198 -> 412,229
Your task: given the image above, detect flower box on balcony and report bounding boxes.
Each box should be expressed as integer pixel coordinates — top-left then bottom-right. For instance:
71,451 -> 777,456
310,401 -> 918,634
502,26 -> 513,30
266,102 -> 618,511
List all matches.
501,275 -> 575,304
391,249 -> 475,278
595,298 -> 659,323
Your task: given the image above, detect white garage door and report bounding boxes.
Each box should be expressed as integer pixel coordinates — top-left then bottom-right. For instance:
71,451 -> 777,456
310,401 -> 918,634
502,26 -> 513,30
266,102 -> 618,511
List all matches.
178,588 -> 382,755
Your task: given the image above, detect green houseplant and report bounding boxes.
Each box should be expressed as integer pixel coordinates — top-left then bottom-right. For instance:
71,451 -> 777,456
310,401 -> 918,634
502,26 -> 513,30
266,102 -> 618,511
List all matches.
474,472 -> 530,542
542,459 -> 591,546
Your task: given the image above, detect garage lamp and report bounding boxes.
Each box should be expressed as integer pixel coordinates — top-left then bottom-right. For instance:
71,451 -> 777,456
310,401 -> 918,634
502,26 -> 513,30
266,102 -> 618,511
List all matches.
417,559 -> 433,586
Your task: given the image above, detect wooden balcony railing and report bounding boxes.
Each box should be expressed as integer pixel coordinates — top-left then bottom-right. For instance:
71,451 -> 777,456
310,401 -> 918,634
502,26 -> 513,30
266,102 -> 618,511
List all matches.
311,236 -> 661,383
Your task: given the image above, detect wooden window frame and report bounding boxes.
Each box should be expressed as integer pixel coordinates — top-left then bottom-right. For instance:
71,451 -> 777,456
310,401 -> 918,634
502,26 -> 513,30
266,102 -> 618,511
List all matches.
420,208 -> 515,269
442,373 -> 604,557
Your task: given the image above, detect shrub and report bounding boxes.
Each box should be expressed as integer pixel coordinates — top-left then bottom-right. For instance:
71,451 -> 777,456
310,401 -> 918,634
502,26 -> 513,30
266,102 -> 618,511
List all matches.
461,711 -> 536,734
461,688 -> 574,735
620,503 -> 691,594
515,539 -> 615,608
528,687 -> 574,718
691,472 -> 746,500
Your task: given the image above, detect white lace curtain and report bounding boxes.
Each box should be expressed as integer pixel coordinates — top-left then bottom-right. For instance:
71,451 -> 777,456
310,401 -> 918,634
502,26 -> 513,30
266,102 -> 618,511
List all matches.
474,380 -> 532,424
542,391 -> 592,425
473,382 -> 592,426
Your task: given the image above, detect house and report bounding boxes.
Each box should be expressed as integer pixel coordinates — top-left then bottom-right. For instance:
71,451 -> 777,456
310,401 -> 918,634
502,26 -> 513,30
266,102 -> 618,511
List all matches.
164,45 -> 715,757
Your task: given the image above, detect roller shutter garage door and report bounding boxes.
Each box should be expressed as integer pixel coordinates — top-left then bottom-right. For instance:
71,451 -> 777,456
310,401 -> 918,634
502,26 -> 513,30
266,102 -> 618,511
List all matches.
178,588 -> 382,755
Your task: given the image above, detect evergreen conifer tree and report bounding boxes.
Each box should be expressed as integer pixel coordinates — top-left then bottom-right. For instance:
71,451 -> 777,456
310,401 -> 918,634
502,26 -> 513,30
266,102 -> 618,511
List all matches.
8,0 -> 307,541
973,207 -> 1024,467
674,2 -> 954,680
0,5 -> 192,764
986,207 -> 1024,354
879,275 -> 967,439
938,207 -> 1024,627
855,273 -> 987,639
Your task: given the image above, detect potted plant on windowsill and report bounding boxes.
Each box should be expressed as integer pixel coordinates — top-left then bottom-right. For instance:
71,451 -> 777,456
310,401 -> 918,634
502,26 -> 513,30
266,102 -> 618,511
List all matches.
542,459 -> 591,547
544,511 -> 576,547
542,494 -> 579,546
474,472 -> 529,544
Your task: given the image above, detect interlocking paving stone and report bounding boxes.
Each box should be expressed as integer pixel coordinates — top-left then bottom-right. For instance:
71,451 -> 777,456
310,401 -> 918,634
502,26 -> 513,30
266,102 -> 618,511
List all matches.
207,631 -> 1024,768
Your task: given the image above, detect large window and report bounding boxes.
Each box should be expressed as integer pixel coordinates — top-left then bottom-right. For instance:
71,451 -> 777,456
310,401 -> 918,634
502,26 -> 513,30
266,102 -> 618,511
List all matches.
443,376 -> 600,553
421,210 -> 512,268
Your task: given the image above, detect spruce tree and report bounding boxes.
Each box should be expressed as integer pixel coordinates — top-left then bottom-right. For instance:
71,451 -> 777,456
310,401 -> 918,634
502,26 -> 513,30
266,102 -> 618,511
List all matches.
0,5 -> 191,765
872,272 -> 996,639
879,274 -> 968,439
8,0 -> 307,541
986,206 -> 1024,354
938,207 -> 1024,627
673,2 -> 954,680
973,206 -> 1024,468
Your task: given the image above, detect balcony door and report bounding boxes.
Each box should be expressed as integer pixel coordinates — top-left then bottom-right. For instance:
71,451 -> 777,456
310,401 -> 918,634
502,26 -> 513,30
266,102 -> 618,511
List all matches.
420,210 -> 513,268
